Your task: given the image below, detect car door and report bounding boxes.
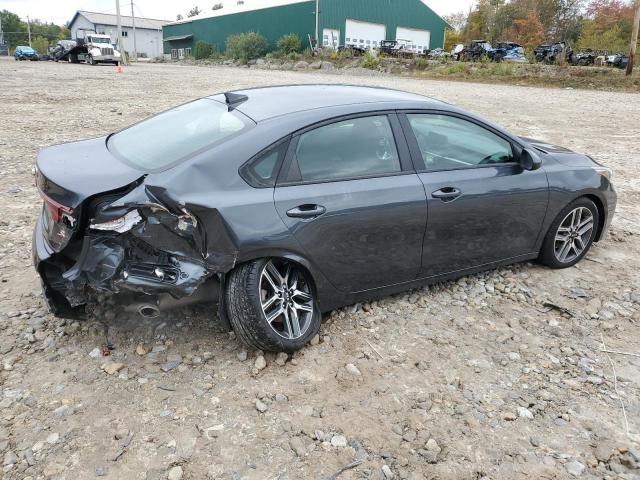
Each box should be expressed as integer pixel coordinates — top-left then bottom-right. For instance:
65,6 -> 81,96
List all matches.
399,112 -> 549,278
273,113 -> 428,293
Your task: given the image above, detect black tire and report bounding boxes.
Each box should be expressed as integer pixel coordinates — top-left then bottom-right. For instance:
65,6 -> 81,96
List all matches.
225,258 -> 321,353
540,197 -> 599,269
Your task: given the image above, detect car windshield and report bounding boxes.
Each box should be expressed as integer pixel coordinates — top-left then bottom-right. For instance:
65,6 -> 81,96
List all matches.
107,99 -> 251,171
89,37 -> 111,44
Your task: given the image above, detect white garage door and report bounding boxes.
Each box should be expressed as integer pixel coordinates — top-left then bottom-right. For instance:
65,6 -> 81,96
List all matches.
345,19 -> 386,50
396,26 -> 431,53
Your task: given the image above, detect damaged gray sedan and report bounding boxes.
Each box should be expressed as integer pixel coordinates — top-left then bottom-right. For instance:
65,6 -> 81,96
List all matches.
33,85 -> 616,352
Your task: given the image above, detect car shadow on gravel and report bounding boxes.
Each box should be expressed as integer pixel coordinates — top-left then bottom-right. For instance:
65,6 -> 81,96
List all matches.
80,297 -> 233,353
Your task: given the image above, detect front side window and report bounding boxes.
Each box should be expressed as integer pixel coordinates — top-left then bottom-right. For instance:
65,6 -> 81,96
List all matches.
407,114 -> 514,171
108,99 -> 251,171
294,115 -> 401,183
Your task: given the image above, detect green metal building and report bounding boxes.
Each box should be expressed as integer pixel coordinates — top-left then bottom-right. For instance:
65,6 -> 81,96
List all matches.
163,0 -> 449,58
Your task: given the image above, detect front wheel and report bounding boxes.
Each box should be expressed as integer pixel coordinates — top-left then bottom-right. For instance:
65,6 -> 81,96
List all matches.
540,198 -> 599,269
225,258 -> 321,353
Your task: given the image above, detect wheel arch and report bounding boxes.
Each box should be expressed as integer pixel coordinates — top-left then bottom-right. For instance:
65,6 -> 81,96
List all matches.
582,193 -> 606,242
227,249 -> 334,305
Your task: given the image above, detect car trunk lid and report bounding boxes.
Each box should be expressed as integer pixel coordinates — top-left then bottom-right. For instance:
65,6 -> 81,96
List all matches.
36,136 -> 144,209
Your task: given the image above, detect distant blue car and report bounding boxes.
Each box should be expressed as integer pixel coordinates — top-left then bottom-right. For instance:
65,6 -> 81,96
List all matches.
14,45 -> 39,61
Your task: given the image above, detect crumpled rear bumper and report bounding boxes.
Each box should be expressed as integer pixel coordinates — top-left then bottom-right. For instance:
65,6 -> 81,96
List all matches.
33,183 -> 238,318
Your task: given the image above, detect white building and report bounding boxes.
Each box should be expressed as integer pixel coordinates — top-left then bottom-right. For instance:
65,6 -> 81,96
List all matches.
69,10 -> 168,59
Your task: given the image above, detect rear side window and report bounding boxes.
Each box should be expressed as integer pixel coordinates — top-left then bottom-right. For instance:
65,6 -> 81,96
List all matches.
407,114 -> 514,171
108,99 -> 251,171
240,140 -> 289,188
293,115 -> 401,183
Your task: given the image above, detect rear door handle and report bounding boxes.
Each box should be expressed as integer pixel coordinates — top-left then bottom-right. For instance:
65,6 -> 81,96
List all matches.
286,204 -> 326,219
432,187 -> 462,201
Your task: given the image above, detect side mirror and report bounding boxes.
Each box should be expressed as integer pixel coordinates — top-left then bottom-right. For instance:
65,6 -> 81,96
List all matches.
520,148 -> 543,171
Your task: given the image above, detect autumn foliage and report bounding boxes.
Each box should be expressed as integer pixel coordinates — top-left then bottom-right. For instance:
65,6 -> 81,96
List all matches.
503,12 -> 547,48
447,0 -> 638,53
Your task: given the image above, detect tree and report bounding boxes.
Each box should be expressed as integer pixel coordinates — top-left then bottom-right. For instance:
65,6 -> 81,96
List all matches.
553,0 -> 586,41
187,6 -> 202,17
0,10 -> 26,49
445,29 -> 464,50
503,11 -> 547,47
212,3 -> 223,10
31,36 -> 49,54
465,0 -> 504,41
444,12 -> 468,32
176,14 -> 183,21
578,0 -> 637,52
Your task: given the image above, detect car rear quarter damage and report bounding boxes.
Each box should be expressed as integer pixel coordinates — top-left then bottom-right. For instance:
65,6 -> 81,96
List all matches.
35,178 -> 240,318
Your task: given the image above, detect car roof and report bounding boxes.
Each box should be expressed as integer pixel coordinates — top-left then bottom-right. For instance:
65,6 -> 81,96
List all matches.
209,85 -> 445,122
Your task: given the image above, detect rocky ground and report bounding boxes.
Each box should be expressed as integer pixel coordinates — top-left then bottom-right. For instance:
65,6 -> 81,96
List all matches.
0,57 -> 639,480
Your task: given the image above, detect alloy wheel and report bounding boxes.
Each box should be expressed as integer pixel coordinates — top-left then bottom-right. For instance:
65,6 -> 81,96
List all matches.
554,206 -> 594,263
259,260 -> 314,340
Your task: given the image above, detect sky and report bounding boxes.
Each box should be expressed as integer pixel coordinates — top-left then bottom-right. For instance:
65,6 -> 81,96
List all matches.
1,0 -> 475,25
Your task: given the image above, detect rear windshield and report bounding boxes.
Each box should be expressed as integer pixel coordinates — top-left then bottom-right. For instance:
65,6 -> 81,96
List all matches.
107,99 -> 251,171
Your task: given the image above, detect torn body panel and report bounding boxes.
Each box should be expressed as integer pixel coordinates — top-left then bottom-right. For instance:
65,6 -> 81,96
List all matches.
34,181 -> 239,316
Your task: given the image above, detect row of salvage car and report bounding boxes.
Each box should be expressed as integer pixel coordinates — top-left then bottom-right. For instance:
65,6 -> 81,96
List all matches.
452,41 -> 528,63
533,42 -> 629,69
451,39 -> 630,69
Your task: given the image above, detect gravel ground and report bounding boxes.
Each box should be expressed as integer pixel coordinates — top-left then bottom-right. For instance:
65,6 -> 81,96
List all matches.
1,58 -> 639,480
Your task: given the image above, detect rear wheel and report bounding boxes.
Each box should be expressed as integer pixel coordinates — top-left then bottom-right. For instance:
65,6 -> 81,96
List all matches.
540,198 -> 599,269
225,258 -> 321,353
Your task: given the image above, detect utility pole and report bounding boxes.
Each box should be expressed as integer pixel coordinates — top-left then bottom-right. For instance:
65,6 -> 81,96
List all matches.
314,0 -> 319,48
115,0 -> 127,65
130,1 -> 137,61
627,0 -> 640,76
27,16 -> 32,47
0,14 -> 4,47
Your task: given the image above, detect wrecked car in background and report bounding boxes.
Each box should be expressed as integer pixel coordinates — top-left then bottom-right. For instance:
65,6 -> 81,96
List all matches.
490,42 -> 528,63
534,42 -> 573,64
461,40 -> 493,61
572,49 -> 597,66
34,85 -> 616,353
50,40 -> 77,62
607,53 -> 629,69
14,46 -> 39,61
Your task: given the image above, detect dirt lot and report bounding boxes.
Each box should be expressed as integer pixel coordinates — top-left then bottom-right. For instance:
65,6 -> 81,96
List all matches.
1,58 -> 639,480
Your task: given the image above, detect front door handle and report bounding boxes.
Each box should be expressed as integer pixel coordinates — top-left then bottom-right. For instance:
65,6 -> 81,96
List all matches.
432,187 -> 462,202
286,204 -> 326,219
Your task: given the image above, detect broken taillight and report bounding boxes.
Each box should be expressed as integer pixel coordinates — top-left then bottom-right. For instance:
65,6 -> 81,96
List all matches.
40,190 -> 74,223
35,169 -> 74,223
